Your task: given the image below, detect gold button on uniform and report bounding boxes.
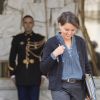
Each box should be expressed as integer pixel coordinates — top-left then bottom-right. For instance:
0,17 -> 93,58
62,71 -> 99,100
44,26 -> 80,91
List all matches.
29,59 -> 34,64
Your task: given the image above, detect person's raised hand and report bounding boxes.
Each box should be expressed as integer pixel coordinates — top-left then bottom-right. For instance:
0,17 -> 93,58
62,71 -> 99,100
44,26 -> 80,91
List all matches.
52,44 -> 65,58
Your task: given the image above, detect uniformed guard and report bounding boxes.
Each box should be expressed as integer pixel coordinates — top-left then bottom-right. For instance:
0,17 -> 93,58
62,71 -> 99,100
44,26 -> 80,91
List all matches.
8,15 -> 45,100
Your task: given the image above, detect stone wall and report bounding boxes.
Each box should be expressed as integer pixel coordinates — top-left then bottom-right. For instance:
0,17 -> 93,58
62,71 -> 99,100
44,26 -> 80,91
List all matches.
0,78 -> 18,100
0,0 -> 78,60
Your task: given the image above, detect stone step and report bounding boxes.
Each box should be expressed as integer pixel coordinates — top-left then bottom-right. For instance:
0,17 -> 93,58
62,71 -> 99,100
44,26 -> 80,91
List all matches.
0,77 -> 100,100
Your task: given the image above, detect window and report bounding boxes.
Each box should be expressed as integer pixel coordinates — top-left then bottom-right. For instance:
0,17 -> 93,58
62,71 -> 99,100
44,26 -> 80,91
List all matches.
0,0 -> 5,14
0,61 -> 9,77
33,0 -> 41,3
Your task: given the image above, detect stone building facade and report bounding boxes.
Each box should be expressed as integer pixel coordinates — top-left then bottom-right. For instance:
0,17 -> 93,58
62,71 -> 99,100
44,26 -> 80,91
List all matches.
0,0 -> 78,60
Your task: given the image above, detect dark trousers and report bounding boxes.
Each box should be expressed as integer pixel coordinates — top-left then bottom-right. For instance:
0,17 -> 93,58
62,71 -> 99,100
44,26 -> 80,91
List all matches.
17,85 -> 40,100
51,82 -> 85,100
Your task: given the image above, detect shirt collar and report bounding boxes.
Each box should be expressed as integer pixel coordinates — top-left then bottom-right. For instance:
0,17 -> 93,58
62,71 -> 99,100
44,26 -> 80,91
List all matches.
56,32 -> 75,48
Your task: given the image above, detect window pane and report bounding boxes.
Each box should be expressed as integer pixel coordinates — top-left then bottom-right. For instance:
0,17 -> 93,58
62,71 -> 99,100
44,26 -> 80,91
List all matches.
0,61 -> 9,77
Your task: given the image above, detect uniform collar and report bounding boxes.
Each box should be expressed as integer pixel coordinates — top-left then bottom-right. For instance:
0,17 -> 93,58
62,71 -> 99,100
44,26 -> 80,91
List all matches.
24,31 -> 34,36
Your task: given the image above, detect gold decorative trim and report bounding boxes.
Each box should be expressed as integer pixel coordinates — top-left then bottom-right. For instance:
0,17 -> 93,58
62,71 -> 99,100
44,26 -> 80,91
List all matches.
8,66 -> 14,71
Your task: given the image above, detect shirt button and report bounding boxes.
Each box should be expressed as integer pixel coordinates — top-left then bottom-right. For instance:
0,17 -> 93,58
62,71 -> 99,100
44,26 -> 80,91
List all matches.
69,54 -> 72,56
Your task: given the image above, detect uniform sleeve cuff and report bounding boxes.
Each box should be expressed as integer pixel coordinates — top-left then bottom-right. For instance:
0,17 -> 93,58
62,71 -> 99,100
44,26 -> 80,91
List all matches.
11,75 -> 15,79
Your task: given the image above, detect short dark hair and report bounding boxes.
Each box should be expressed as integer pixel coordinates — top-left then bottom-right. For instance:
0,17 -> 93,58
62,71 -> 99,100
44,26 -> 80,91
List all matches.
57,11 -> 79,28
23,15 -> 34,22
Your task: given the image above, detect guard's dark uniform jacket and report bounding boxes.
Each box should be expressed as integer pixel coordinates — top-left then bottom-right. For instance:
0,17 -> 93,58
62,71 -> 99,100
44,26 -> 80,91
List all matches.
9,31 -> 45,86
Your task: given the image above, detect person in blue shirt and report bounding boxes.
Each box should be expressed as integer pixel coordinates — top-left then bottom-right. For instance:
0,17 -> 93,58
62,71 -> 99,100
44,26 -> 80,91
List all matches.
40,11 -> 92,100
